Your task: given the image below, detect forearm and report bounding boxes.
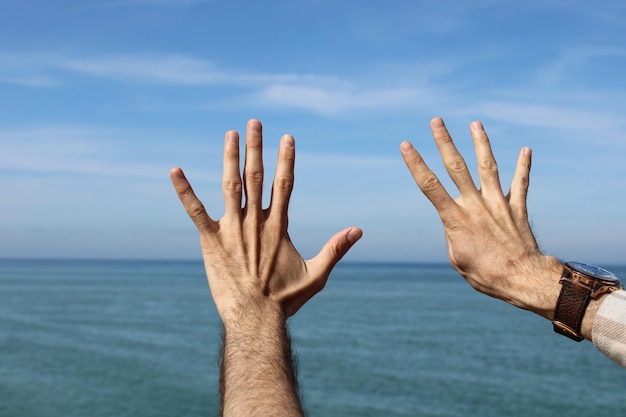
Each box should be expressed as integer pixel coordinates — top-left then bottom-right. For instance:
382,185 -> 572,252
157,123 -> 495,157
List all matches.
505,255 -> 604,341
173,120 -> 358,416
220,305 -> 305,417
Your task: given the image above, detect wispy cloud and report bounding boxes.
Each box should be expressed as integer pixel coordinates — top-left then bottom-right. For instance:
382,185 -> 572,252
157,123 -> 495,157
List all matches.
251,85 -> 431,115
0,52 -> 338,88
471,102 -> 626,140
0,74 -> 58,88
63,55 -> 223,85
537,0 -> 626,25
2,46 -> 626,124
62,54 -> 338,87
0,52 -> 438,114
530,45 -> 626,88
0,126 -> 219,181
79,0 -> 209,8
0,127 -> 153,179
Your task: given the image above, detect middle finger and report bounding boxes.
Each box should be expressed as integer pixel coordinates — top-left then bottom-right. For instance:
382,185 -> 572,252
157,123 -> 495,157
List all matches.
430,117 -> 478,195
243,119 -> 265,213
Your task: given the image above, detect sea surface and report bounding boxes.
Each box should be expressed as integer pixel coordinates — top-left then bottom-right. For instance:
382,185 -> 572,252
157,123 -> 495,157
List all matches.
0,259 -> 624,417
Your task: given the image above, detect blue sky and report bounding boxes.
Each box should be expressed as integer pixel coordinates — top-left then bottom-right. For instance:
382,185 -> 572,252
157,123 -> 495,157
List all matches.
1,0 -> 626,263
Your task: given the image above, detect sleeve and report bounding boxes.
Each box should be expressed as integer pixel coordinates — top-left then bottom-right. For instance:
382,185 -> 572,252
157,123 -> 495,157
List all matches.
592,290 -> 626,368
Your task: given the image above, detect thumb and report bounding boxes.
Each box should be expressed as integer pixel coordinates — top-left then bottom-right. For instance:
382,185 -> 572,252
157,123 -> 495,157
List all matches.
307,227 -> 363,279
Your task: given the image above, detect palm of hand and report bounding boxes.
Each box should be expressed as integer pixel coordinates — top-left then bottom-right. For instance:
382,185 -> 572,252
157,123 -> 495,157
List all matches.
199,222 -> 317,320
171,119 -> 361,322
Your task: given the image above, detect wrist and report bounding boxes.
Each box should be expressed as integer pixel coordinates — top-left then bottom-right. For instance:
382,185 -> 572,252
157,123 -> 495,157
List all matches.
508,255 -> 564,320
552,262 -> 622,342
222,298 -> 286,333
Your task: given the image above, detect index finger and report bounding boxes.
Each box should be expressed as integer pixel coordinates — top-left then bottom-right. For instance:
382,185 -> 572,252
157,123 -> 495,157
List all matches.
400,141 -> 456,215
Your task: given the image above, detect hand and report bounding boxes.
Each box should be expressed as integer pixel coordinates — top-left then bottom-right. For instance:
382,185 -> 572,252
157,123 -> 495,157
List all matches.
400,117 -> 563,319
170,119 -> 362,324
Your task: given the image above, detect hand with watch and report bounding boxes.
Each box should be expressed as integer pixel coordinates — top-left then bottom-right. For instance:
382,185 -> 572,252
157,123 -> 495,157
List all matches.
554,262 -> 623,342
400,117 -> 624,346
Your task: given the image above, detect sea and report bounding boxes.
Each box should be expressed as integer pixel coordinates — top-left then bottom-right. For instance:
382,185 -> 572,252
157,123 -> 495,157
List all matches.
0,259 -> 624,417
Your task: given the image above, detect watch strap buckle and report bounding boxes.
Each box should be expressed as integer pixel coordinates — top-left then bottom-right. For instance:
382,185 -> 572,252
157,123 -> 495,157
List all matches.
553,320 -> 584,342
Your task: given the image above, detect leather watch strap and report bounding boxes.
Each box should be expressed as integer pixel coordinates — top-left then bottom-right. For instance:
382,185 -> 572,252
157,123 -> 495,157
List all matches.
553,268 -> 591,342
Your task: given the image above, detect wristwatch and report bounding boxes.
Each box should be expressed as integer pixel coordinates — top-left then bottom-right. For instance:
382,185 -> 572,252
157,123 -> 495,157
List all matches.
553,261 -> 623,341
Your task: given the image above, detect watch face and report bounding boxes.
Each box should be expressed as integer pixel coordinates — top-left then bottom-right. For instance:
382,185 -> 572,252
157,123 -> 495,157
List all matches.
565,261 -> 620,282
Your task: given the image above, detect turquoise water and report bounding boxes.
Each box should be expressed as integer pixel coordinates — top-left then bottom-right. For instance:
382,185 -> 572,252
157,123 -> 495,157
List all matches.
0,259 -> 624,417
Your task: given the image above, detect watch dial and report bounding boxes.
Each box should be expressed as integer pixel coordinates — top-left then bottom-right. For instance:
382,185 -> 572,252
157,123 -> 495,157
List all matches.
566,261 -> 620,282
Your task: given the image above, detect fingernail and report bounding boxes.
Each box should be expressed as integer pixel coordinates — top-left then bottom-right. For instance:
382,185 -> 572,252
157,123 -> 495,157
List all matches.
169,167 -> 183,178
225,131 -> 238,145
522,147 -> 532,157
282,134 -> 295,148
431,117 -> 445,128
471,121 -> 484,131
400,141 -> 414,153
347,227 -> 362,244
248,119 -> 262,133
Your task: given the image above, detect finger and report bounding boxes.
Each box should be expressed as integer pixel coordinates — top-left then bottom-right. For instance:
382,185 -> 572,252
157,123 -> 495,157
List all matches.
470,121 -> 504,199
400,140 -> 457,215
269,134 -> 295,221
306,227 -> 363,280
508,147 -> 533,236
222,130 -> 243,217
170,167 -> 216,233
430,117 -> 477,194
243,119 -> 264,212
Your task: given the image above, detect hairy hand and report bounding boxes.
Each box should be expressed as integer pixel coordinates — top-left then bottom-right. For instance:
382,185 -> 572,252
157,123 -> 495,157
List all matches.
401,117 -> 562,318
171,119 -> 362,324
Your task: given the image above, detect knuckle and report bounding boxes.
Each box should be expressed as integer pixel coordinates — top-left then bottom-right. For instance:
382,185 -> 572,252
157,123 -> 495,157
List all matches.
245,169 -> 264,185
246,138 -> 263,150
281,152 -> 295,163
437,133 -> 454,145
442,212 -> 465,231
274,176 -> 294,193
178,182 -> 195,198
224,144 -> 239,158
223,178 -> 242,193
447,157 -> 467,173
512,205 -> 529,222
328,240 -> 345,260
419,173 -> 442,192
478,158 -> 498,173
187,200 -> 207,219
517,175 -> 529,189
